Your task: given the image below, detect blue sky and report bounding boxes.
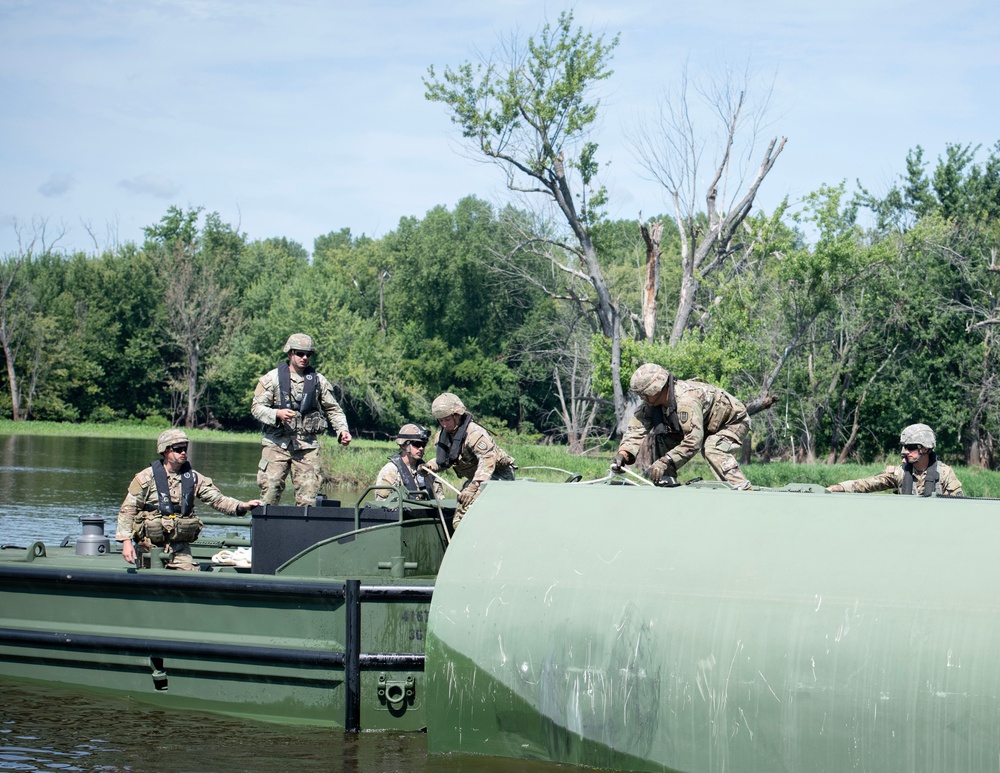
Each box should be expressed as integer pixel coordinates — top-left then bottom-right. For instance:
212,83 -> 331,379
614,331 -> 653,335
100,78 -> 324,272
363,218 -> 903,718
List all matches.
1,0 -> 997,256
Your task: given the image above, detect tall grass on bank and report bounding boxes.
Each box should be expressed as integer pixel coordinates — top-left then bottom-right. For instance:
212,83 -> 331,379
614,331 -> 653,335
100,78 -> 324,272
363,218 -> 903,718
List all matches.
0,419 -> 259,444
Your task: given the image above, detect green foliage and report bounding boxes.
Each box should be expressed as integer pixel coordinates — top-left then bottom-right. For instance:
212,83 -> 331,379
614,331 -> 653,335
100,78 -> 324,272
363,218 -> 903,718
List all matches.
591,328 -> 753,398
424,11 -> 618,226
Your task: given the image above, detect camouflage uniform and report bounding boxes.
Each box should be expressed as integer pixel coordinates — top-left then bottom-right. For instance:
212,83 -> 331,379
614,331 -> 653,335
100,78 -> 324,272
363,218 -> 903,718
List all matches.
115,466 -> 245,569
251,367 -> 349,506
426,394 -> 515,529
374,459 -> 444,501
619,377 -> 751,489
837,463 -> 963,497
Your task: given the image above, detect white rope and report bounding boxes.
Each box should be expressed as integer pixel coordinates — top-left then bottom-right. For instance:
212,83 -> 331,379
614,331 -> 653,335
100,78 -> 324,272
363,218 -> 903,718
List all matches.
419,466 -> 462,495
618,467 -> 655,486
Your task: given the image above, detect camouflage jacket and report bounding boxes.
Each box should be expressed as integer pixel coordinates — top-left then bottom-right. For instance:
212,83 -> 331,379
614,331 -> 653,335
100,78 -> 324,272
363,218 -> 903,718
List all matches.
116,465 -> 243,540
618,379 -> 748,469
251,366 -> 349,451
839,461 -> 963,497
374,457 -> 444,501
430,420 -> 515,483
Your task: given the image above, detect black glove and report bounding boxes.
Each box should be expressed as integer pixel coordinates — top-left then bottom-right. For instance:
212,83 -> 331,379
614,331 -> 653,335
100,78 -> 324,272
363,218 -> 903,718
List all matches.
457,483 -> 480,507
647,457 -> 677,484
610,453 -> 627,474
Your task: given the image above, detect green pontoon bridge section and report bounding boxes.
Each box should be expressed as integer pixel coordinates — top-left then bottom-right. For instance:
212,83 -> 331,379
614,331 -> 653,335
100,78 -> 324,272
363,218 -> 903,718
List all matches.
0,492 -> 449,730
426,481 -> 1000,772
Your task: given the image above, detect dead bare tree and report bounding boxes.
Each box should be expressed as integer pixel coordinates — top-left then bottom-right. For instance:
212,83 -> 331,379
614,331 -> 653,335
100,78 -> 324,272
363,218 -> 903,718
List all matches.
627,63 -> 786,345
638,217 -> 662,340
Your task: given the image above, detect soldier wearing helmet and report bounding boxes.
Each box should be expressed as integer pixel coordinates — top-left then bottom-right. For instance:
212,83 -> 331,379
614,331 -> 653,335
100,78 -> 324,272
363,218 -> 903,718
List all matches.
612,363 -> 753,490
421,392 -> 516,530
373,423 -> 443,501
115,429 -> 262,570
827,423 -> 963,496
251,334 -> 353,506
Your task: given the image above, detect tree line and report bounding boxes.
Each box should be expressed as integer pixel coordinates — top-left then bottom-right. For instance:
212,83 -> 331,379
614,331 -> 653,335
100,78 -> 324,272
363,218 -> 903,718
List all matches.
2,13 -> 999,469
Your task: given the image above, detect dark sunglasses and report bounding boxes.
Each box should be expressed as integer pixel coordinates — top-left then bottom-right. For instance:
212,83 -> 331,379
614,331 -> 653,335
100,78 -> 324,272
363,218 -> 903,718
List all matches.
169,445 -> 189,453
409,441 -> 427,448
902,444 -> 922,451
291,350 -> 312,358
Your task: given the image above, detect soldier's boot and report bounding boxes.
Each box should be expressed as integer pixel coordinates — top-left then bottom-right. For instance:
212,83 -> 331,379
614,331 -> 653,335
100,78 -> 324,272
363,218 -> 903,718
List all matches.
165,543 -> 199,571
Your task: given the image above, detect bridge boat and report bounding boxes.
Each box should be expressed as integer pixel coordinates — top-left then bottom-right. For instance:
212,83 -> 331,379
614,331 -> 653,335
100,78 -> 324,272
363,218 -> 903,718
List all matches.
0,489 -> 448,731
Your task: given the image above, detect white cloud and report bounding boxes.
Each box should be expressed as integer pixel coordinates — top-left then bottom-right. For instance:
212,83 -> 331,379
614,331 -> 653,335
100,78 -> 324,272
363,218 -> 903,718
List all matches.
117,175 -> 182,199
38,173 -> 75,197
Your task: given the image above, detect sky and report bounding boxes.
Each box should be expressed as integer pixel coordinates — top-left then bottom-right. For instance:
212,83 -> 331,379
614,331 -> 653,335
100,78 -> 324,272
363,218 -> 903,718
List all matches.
1,0 -> 998,257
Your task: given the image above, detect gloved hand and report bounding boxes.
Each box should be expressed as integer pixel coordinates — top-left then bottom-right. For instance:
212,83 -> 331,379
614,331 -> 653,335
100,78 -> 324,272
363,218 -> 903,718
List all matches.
647,457 -> 677,484
826,484 -> 845,493
457,483 -> 480,507
419,460 -> 438,474
610,453 -> 627,473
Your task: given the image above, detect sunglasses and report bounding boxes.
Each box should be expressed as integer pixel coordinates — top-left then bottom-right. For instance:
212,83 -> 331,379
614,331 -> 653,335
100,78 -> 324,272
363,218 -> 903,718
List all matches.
902,444 -> 922,452
169,445 -> 189,453
409,441 -> 427,448
291,350 -> 312,358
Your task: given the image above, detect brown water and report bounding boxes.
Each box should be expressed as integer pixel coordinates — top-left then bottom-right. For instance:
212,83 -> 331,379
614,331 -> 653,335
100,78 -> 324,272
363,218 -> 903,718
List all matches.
0,433 -> 569,773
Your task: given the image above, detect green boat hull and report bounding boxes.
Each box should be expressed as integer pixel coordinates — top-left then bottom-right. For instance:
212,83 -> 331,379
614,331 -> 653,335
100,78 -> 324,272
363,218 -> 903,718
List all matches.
426,481 -> 1000,772
0,495 -> 448,730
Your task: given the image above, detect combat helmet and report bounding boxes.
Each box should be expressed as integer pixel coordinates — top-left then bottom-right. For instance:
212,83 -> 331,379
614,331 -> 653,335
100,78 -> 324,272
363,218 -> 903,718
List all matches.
900,423 -> 936,449
395,423 -> 431,446
431,392 -> 466,420
283,333 -> 316,354
157,428 -> 190,454
629,363 -> 670,397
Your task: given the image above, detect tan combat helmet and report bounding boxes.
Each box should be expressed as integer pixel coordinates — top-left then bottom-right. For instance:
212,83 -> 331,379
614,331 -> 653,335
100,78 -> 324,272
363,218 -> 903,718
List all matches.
629,363 -> 671,397
900,423 -> 936,449
431,392 -> 466,420
156,428 -> 190,454
395,423 -> 431,446
283,333 -> 316,354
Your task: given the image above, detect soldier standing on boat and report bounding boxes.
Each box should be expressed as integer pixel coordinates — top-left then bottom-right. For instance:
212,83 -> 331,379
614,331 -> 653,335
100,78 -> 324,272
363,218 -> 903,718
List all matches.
251,333 -> 353,506
421,392 -> 515,530
612,363 -> 753,490
115,429 -> 263,570
374,423 -> 443,501
826,423 -> 963,496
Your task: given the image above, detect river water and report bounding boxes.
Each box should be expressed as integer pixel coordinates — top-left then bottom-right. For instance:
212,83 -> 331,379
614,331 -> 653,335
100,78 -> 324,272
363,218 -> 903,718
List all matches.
0,433 -> 565,773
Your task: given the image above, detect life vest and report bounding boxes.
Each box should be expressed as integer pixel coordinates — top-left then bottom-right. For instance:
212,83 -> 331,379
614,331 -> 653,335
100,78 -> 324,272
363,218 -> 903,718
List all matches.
901,456 -> 940,497
435,412 -> 472,469
388,453 -> 436,498
151,459 -> 195,516
649,374 -> 682,459
277,361 -> 318,415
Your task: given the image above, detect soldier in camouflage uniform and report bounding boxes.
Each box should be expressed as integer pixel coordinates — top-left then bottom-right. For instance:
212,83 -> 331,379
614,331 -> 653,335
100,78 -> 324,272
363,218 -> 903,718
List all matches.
115,429 -> 263,570
827,423 -> 963,497
374,423 -> 443,501
421,392 -> 515,529
612,363 -> 753,490
251,334 -> 353,506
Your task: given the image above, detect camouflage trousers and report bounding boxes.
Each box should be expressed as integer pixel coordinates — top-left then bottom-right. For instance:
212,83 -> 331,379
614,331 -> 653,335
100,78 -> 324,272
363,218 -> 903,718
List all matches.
164,542 -> 197,570
257,444 -> 322,506
702,417 -> 752,490
451,466 -> 516,531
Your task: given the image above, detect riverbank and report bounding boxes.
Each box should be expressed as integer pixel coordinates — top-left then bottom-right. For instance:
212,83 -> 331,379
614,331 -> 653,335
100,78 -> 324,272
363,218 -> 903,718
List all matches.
3,420 -> 999,497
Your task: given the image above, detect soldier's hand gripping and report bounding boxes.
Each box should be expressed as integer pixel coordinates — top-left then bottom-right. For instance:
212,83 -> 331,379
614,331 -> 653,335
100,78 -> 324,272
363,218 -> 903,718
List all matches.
647,457 -> 677,484
610,453 -> 627,474
457,482 -> 480,507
